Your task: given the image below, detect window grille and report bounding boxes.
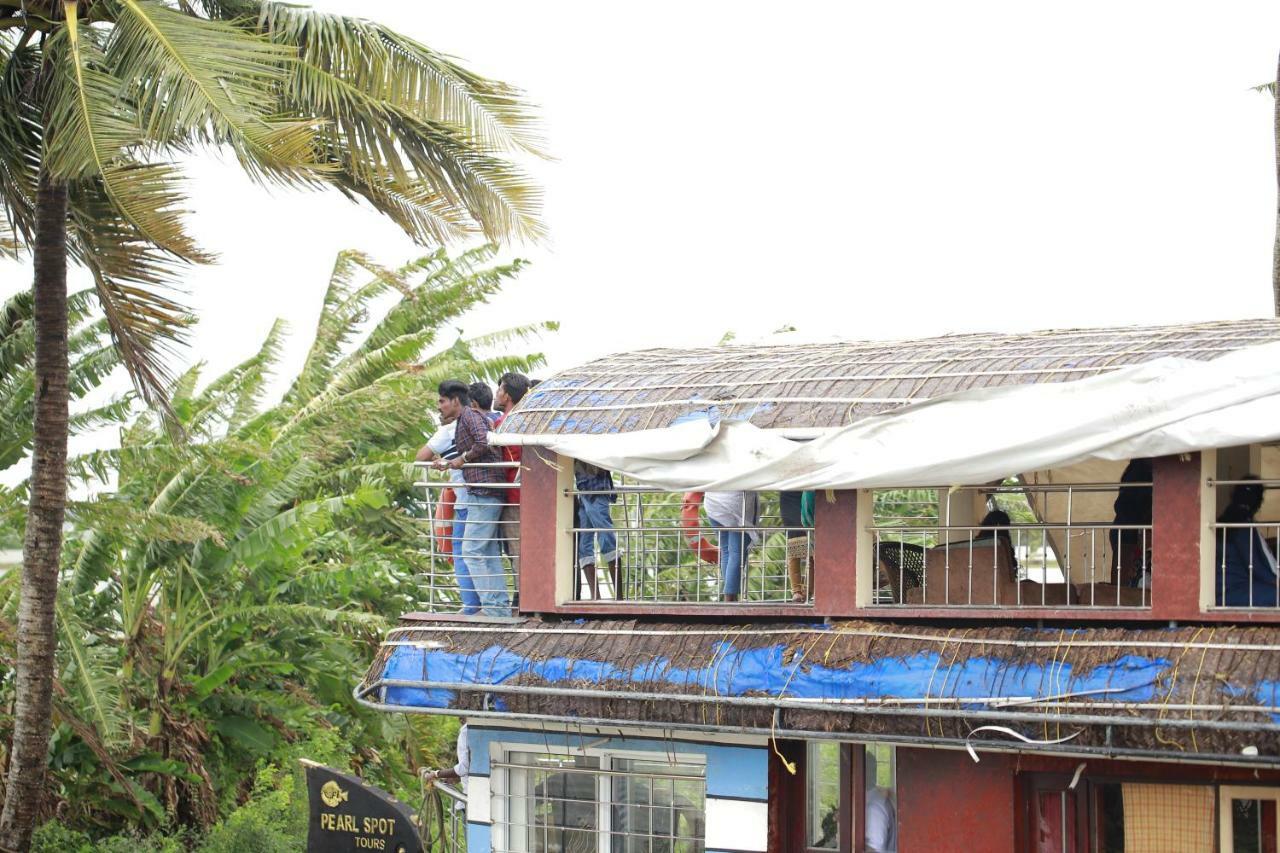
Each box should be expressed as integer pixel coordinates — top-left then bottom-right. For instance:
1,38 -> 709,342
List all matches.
493,749 -> 706,853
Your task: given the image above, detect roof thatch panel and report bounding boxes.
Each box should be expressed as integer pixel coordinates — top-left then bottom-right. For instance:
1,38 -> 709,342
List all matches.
501,319 -> 1280,435
360,618 -> 1280,763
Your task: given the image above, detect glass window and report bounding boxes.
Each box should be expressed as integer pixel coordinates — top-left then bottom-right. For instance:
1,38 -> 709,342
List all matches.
506,752 -> 602,853
500,750 -> 705,853
806,742 -> 841,850
611,758 -> 705,853
1221,787 -> 1280,853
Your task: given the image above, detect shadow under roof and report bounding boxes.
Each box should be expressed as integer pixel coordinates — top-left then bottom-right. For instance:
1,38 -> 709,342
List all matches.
499,319 -> 1280,436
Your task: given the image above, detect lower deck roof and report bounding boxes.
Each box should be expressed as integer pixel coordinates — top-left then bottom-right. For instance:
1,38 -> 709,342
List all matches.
359,618 -> 1280,765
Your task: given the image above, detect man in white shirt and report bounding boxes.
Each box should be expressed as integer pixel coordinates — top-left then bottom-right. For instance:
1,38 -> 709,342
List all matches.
864,750 -> 897,853
425,724 -> 469,803
416,415 -> 479,614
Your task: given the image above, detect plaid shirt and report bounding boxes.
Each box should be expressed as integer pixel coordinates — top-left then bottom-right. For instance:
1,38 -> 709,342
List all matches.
453,407 -> 504,498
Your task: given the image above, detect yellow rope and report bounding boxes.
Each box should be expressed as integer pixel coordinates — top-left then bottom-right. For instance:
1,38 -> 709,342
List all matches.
1154,627 -> 1203,751
922,628 -> 956,739
1188,627 -> 1216,754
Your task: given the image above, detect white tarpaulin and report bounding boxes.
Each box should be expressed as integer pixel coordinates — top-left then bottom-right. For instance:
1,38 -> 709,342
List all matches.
509,339 -> 1280,490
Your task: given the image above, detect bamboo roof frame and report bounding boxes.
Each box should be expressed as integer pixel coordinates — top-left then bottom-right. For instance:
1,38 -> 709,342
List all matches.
500,319 -> 1280,436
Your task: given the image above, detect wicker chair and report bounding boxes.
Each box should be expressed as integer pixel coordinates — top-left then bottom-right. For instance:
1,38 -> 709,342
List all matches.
877,541 -> 926,603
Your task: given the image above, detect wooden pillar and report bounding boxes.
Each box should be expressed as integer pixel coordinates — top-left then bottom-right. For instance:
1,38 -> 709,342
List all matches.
1151,452 -> 1206,620
516,447 -> 573,614
813,490 -> 860,617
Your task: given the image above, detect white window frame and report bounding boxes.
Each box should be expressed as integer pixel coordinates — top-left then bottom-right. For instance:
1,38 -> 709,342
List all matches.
490,741 -> 707,853
1218,785 -> 1280,852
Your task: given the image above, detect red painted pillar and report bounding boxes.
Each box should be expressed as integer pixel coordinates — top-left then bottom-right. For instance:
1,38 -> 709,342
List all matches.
813,490 -> 859,617
517,446 -> 562,614
1151,453 -> 1204,621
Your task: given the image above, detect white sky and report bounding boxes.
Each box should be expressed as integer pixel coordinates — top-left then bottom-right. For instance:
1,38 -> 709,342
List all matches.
3,1 -> 1280,397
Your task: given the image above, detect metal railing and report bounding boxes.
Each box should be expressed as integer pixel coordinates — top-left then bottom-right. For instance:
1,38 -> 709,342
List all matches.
415,461 -> 520,616
870,482 -> 1153,609
1209,478 -> 1280,609
566,482 -> 813,605
421,773 -> 467,853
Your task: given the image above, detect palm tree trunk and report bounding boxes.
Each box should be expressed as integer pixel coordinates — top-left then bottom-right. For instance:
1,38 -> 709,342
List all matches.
1274,50 -> 1280,317
0,170 -> 69,853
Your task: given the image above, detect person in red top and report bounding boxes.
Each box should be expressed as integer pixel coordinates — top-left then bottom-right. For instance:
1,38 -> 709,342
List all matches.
493,373 -> 529,568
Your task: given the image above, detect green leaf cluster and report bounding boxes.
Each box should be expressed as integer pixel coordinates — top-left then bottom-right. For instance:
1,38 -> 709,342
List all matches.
0,246 -> 545,838
0,0 -> 542,410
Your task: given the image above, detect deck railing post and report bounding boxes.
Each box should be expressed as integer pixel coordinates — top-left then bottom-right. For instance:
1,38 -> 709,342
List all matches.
1151,452 -> 1204,621
517,447 -> 574,613
814,489 -> 860,617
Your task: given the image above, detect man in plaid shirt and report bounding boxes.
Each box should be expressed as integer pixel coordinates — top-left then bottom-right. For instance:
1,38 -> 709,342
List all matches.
438,380 -> 510,616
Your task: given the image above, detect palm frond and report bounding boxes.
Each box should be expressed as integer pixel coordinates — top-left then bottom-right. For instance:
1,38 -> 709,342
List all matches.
188,317 -> 285,432
68,394 -> 135,434
288,250 -> 408,403
253,3 -> 545,156
0,37 -> 40,247
108,0 -> 324,182
1253,81 -> 1278,97
45,8 -> 207,262
54,599 -> 129,749
67,179 -> 193,410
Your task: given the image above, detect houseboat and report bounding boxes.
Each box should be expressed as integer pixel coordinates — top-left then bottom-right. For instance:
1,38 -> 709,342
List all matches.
359,319 -> 1280,852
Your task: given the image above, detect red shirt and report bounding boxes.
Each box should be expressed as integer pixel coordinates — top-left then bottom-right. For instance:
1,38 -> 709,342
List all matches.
494,412 -> 520,504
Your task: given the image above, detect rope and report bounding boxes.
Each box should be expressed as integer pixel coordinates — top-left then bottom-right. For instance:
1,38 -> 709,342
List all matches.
1189,627 -> 1217,753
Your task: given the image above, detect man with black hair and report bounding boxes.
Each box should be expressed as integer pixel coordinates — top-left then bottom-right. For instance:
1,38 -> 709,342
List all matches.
493,372 -> 530,571
1216,475 -> 1277,607
437,380 -> 510,616
416,386 -> 478,614
468,381 -> 500,426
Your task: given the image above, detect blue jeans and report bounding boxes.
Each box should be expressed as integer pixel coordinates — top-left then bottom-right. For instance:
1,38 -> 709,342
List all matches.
460,493 -> 511,616
575,494 -> 619,568
450,506 -> 480,615
710,519 -> 747,598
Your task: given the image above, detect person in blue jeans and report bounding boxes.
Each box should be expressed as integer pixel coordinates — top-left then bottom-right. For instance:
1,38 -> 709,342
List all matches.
575,461 -> 620,599
416,410 -> 480,614
704,491 -> 759,601
440,380 -> 511,616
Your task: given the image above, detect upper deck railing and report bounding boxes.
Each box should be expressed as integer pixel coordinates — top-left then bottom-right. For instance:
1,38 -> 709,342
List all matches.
1209,478 -> 1280,612
413,461 -> 519,617
399,450 -> 1280,625
870,483 -> 1151,610
567,483 -> 812,605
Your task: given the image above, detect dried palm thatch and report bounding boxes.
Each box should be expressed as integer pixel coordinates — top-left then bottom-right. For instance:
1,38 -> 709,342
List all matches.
362,618 -> 1280,761
501,319 -> 1280,435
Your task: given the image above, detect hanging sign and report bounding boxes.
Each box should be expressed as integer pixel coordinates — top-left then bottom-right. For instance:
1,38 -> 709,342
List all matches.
303,760 -> 424,853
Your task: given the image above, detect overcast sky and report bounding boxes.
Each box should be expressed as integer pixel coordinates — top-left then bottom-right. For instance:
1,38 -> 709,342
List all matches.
3,1 -> 1280,396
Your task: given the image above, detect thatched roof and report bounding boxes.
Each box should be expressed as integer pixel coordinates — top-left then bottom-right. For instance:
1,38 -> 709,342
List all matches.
359,618 -> 1280,764
501,319 -> 1280,435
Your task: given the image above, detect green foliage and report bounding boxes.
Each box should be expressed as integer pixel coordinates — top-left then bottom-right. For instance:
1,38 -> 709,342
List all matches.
0,288 -> 132,474
4,247 -> 545,839
0,0 -> 541,409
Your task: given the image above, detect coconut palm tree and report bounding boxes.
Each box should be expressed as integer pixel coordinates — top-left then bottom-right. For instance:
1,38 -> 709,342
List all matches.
0,2 -> 541,846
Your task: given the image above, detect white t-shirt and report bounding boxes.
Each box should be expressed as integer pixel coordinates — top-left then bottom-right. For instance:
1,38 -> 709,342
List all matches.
427,421 -> 468,501
704,491 -> 760,544
865,788 -> 897,853
452,724 -> 469,794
